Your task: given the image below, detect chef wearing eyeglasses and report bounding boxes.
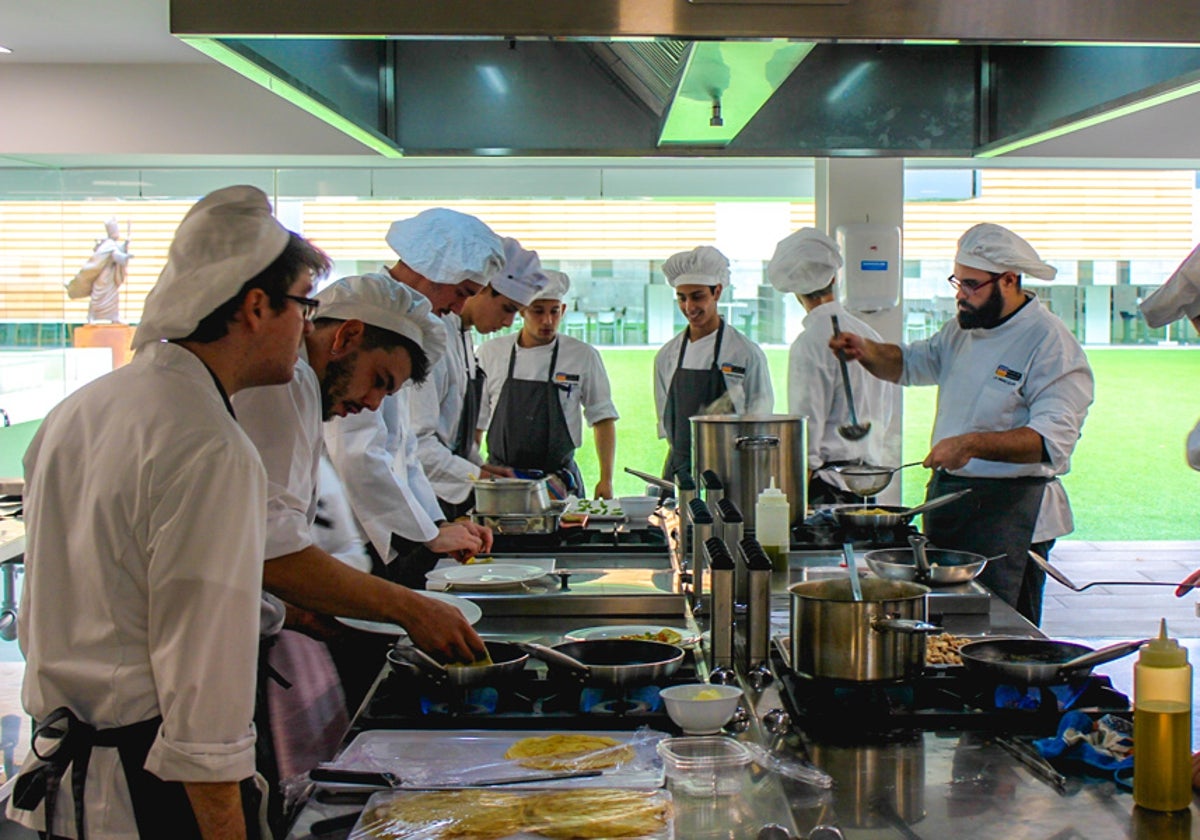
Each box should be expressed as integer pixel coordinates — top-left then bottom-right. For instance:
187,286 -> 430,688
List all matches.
830,223 -> 1094,625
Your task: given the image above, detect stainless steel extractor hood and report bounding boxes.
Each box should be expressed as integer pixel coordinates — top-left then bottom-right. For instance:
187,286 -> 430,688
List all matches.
170,0 -> 1200,158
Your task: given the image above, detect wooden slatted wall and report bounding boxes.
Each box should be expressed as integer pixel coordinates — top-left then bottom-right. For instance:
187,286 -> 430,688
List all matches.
0,170 -> 1194,323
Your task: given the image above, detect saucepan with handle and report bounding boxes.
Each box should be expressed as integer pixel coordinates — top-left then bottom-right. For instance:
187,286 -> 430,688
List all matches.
830,488 -> 973,530
958,637 -> 1147,686
520,639 -> 684,688
386,640 -> 528,688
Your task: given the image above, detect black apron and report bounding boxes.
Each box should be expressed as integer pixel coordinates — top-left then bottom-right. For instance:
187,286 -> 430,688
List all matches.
441,329 -> 486,520
662,321 -> 727,481
923,470 -> 1050,625
12,707 -> 261,840
486,339 -> 583,494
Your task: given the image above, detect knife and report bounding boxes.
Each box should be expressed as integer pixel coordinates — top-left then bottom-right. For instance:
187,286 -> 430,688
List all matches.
309,766 -> 602,789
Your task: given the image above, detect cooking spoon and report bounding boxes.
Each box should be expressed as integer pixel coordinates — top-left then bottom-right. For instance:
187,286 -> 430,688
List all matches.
843,542 -> 863,602
830,315 -> 871,441
1028,551 -> 1184,592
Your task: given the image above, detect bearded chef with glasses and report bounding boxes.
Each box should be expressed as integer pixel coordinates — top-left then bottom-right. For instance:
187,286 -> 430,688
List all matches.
829,223 -> 1094,626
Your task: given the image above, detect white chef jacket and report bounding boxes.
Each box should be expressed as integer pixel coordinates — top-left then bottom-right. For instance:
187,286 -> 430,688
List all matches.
409,313 -> 484,504
475,333 -> 620,448
653,321 -> 775,439
789,301 -> 898,488
232,349 -> 325,639
11,342 -> 264,839
900,293 -> 1094,542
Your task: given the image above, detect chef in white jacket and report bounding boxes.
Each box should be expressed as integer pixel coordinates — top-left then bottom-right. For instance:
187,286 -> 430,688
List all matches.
831,223 -> 1094,625
324,208 -> 504,581
653,245 -> 774,480
409,237 -> 549,518
477,270 -> 620,499
10,185 -> 326,839
233,274 -> 487,823
767,227 -> 899,504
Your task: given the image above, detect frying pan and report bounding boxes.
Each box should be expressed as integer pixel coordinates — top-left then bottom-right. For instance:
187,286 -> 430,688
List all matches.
521,639 -> 684,688
958,637 -> 1147,686
830,489 -> 972,529
387,640 -> 528,688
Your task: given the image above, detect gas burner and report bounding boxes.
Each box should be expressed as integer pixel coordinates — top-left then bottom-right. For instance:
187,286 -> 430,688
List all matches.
586,698 -> 653,715
580,685 -> 662,716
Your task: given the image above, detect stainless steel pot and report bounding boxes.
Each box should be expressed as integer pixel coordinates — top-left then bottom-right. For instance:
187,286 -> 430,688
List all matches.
692,414 -> 806,532
789,578 -> 939,682
471,477 -> 552,514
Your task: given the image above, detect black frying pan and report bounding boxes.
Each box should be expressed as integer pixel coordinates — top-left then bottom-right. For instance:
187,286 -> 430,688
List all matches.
958,638 -> 1146,686
387,640 -> 528,688
521,639 -> 684,688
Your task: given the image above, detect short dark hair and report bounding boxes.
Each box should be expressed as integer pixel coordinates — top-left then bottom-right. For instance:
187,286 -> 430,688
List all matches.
801,279 -> 836,302
312,318 -> 432,385
182,232 -> 331,344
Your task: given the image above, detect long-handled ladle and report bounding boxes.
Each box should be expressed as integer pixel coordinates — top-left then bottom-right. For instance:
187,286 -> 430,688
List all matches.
1029,551 -> 1184,592
830,315 -> 871,441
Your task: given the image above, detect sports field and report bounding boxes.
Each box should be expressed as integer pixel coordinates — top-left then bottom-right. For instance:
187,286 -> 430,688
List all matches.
0,346 -> 1197,541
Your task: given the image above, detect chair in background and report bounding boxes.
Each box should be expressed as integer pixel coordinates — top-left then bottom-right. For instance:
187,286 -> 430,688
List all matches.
905,311 -> 929,343
596,308 -> 621,345
564,311 -> 588,340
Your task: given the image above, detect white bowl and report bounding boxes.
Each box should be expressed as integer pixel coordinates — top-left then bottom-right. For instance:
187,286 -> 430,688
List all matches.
617,495 -> 659,521
659,683 -> 743,735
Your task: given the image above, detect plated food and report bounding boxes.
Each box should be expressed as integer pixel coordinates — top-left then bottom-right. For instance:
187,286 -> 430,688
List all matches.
842,507 -> 893,516
504,733 -> 634,771
357,788 -> 671,840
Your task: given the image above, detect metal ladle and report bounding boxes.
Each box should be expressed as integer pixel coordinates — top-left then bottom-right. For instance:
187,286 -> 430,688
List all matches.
830,315 -> 871,441
1028,551 -> 1184,592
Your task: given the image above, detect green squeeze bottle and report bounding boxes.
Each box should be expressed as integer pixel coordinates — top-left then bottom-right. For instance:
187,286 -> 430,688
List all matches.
1133,618 -> 1193,812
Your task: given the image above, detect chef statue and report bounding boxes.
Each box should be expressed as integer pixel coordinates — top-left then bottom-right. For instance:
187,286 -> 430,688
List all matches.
1141,241 -> 1200,790
66,218 -> 132,322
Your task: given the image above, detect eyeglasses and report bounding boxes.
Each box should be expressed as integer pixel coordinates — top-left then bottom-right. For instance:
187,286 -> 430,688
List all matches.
285,294 -> 321,321
946,272 -> 1004,294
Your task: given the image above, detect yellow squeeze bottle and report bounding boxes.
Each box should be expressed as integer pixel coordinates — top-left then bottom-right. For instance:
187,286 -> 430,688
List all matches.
1133,618 -> 1192,812
755,477 -> 790,573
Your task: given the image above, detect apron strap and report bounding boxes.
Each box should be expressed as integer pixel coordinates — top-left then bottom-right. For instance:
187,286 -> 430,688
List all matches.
673,319 -> 726,372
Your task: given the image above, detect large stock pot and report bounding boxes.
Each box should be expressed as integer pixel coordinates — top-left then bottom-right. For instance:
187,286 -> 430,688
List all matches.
788,578 -> 939,682
691,414 -> 806,532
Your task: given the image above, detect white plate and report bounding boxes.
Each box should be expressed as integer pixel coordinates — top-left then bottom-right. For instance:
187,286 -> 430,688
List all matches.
426,562 -> 549,590
563,498 -> 626,521
563,624 -> 701,647
335,591 -> 483,637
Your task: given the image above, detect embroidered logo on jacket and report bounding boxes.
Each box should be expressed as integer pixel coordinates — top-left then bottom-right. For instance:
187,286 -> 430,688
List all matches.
993,364 -> 1023,384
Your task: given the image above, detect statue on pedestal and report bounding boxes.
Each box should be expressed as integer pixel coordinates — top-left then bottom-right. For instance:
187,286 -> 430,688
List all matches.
66,219 -> 132,323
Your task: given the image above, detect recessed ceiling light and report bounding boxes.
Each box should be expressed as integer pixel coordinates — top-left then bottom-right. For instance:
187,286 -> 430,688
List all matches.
0,46 -> 11,55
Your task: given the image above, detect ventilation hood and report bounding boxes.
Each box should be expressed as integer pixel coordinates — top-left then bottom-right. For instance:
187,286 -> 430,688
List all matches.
171,0 -> 1200,158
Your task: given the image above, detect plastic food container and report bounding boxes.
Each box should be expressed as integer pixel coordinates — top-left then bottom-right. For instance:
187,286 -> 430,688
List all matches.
656,735 -> 752,796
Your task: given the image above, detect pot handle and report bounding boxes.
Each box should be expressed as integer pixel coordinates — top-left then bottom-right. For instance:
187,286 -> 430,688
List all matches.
1058,638 -> 1149,675
388,644 -> 449,682
735,435 -> 780,451
871,618 -> 943,634
517,642 -> 591,682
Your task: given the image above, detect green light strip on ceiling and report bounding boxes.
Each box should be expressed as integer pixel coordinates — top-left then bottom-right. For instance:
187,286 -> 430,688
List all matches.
180,37 -> 402,159
979,77 -> 1200,158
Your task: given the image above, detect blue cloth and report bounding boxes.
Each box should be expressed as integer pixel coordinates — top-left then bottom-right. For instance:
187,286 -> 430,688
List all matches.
994,682 -> 1090,711
1034,711 -> 1133,788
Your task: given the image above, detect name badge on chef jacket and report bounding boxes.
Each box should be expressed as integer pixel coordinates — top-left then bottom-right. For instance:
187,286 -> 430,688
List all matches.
554,372 -> 579,393
993,364 -> 1023,386
720,363 -> 746,378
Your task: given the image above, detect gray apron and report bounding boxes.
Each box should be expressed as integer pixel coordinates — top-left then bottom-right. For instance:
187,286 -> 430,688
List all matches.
923,470 -> 1049,625
486,339 -> 583,494
662,320 -> 727,481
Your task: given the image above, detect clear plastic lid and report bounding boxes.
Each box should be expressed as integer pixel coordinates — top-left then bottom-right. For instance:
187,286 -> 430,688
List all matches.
656,736 -> 753,769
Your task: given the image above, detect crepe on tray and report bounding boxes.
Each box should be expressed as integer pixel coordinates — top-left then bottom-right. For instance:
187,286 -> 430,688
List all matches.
358,788 -> 669,840
503,733 -> 635,771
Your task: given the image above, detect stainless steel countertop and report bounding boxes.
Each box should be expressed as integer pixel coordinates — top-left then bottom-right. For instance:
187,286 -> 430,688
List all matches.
286,572 -> 1199,840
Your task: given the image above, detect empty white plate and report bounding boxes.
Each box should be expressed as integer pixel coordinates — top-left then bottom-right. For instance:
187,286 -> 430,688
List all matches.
427,563 -> 549,590
336,590 -> 483,637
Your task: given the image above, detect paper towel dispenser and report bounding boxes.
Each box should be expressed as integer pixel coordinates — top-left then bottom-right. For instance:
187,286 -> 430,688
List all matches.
836,223 -> 901,313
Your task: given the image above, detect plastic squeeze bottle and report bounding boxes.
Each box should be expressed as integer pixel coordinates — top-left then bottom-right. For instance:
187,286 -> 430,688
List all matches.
1133,618 -> 1192,812
755,477 -> 790,573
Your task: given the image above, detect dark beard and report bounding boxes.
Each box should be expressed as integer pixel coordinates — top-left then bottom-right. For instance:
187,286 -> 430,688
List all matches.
320,351 -> 357,420
956,282 -> 1005,329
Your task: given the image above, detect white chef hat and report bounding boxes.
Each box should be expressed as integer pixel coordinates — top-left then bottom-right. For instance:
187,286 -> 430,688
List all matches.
1139,241 -> 1200,328
132,185 -> 291,350
530,269 -> 571,303
488,237 -> 549,306
663,245 -> 730,288
955,223 -> 1057,281
385,208 -> 505,286
315,274 -> 447,368
766,228 -> 843,295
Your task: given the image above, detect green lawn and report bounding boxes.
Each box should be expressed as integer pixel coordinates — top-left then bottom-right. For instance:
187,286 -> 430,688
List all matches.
573,347 -> 1200,541
2,348 -> 1198,540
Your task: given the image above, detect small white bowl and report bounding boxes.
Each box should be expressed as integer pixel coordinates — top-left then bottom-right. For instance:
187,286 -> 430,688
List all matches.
617,495 -> 659,521
659,683 -> 743,735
